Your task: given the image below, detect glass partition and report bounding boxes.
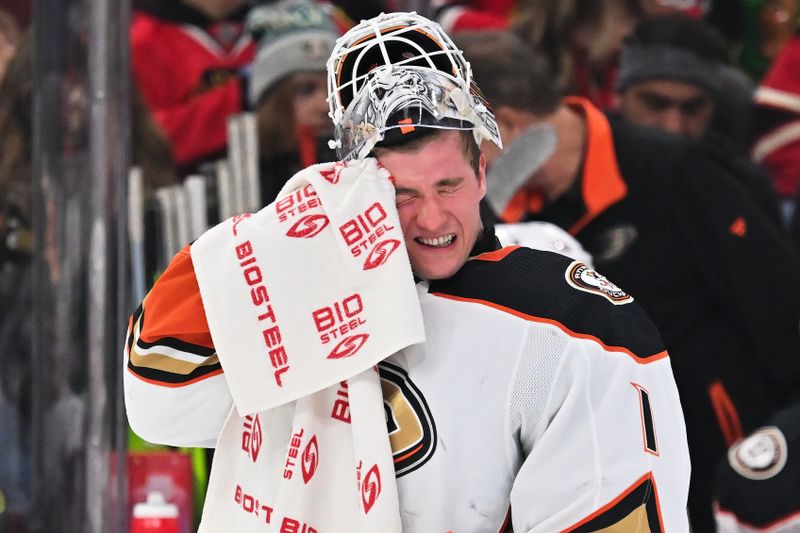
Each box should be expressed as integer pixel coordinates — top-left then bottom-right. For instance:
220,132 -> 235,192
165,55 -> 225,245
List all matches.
0,0 -> 130,531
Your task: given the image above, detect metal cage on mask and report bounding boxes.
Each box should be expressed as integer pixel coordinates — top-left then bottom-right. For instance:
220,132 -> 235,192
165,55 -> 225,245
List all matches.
326,12 -> 502,160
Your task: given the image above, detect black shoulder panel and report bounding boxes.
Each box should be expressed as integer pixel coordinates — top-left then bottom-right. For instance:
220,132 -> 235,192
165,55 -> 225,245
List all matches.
429,247 -> 666,358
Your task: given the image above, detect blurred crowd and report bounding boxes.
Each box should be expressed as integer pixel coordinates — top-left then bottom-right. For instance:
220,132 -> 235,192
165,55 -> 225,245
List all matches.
2,0 -> 800,531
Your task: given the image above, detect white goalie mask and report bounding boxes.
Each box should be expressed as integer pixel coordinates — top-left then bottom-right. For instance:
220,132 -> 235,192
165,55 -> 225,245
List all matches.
326,12 -> 503,160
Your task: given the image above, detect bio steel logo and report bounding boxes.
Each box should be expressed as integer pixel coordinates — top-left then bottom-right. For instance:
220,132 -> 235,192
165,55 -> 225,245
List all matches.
234,238 -> 290,387
241,414 -> 263,462
300,435 -> 319,484
339,202 -> 399,270
330,380 -> 351,424
233,484 -> 318,531
363,239 -> 401,270
327,334 -> 369,360
284,427 -> 314,481
275,184 -> 321,223
313,294 -> 366,343
286,213 -> 329,239
312,294 -> 370,359
234,484 -> 274,525
357,461 -> 382,515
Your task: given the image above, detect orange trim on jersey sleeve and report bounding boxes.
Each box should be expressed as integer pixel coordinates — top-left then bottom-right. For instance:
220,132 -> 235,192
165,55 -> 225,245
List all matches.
708,380 -> 744,447
394,443 -> 424,464
127,366 -> 224,388
563,97 -> 628,236
431,292 -> 668,364
139,245 -> 214,349
471,246 -> 520,262
561,472 -> 665,533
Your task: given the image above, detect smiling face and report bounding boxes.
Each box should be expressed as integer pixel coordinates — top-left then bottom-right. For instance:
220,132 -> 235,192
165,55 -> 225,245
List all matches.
375,130 -> 487,281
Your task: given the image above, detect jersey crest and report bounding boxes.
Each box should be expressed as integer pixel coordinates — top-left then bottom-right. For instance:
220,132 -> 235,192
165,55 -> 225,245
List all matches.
379,362 -> 437,477
565,261 -> 633,305
728,426 -> 788,480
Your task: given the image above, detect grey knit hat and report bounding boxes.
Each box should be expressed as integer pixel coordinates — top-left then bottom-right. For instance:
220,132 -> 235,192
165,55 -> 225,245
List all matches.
247,0 -> 339,106
616,43 -> 724,94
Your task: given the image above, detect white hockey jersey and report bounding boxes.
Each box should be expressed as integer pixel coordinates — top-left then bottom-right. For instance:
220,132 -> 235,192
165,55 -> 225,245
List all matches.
125,243 -> 691,531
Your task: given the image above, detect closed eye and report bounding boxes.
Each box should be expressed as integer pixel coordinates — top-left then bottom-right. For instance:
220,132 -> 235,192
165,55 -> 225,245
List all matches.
395,189 -> 417,207
437,178 -> 463,194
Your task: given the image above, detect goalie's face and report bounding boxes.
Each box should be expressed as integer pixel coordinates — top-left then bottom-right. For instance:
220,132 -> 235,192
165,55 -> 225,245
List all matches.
376,130 -> 486,281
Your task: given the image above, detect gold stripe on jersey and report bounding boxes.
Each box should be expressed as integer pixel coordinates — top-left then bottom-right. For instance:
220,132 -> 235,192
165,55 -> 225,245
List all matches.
563,473 -> 664,533
595,505 -> 650,532
126,303 -> 221,385
128,349 -> 220,375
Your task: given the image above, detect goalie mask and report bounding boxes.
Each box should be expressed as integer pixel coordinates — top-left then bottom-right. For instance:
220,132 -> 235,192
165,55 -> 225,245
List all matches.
326,12 -> 503,160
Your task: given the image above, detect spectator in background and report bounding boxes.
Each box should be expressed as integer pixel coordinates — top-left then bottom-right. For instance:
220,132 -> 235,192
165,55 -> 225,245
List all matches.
246,0 -> 339,205
431,0 -> 513,32
0,29 -> 34,530
617,14 -> 753,149
752,27 -> 800,247
0,9 -> 20,84
616,13 -> 784,227
514,0 -> 648,110
325,0 -> 385,26
0,31 -> 30,242
739,0 -> 799,81
132,86 -> 182,192
131,0 -> 255,174
646,0 -> 710,17
457,30 -> 800,531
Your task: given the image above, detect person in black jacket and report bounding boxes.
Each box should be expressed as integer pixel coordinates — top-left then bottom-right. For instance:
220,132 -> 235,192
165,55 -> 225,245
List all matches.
615,13 -> 785,230
457,30 -> 800,532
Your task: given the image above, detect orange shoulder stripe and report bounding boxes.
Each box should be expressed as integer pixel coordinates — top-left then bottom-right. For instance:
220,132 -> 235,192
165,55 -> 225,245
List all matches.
471,246 -> 520,263
431,292 -> 668,364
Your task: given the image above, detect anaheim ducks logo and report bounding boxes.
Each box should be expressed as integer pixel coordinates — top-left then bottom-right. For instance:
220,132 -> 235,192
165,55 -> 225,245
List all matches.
301,435 -> 319,484
564,261 -> 633,305
286,213 -> 330,238
379,362 -> 437,477
363,239 -> 401,270
327,333 -> 369,359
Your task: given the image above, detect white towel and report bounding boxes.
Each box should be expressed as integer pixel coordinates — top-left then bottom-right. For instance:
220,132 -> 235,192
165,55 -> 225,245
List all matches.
191,159 -> 424,532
